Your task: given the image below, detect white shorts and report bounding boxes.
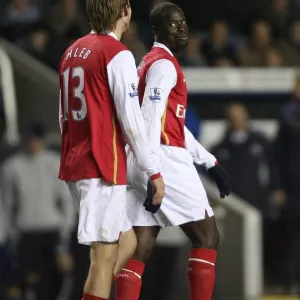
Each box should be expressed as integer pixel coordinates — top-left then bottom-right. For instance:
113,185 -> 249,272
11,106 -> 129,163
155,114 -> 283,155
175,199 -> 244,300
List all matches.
126,145 -> 214,228
67,178 -> 131,245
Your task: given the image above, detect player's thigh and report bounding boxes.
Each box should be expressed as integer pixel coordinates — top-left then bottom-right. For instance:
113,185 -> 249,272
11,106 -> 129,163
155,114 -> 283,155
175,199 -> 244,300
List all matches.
68,179 -> 127,245
125,186 -> 160,262
90,242 -> 119,271
119,207 -> 136,254
119,228 -> 137,258
156,147 -> 214,227
114,228 -> 137,275
180,216 -> 220,249
126,187 -> 159,227
132,226 -> 160,263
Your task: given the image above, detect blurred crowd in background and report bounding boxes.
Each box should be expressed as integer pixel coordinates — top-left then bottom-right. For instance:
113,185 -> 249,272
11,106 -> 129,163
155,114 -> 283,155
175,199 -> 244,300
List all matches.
3,0 -> 300,67
1,0 -> 300,300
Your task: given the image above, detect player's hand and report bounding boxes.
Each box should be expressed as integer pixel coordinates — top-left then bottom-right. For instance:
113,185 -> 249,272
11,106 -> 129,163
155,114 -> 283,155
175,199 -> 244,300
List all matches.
208,162 -> 231,199
143,176 -> 165,213
150,176 -> 165,205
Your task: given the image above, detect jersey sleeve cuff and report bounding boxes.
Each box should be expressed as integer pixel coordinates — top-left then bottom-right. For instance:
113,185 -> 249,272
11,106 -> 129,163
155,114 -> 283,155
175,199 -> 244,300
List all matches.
206,159 -> 218,170
150,173 -> 161,180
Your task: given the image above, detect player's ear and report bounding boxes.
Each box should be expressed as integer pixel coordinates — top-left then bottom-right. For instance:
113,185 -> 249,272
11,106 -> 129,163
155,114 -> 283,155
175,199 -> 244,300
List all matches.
152,25 -> 157,35
123,3 -> 130,17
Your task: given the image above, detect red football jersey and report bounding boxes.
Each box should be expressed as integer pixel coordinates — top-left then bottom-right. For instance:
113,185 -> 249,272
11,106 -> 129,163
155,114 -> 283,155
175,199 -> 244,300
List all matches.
58,33 -> 128,184
138,47 -> 187,148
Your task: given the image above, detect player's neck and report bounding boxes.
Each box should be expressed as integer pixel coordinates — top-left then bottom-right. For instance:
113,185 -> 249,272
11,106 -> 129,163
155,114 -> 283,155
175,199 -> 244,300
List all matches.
155,39 -> 177,56
113,30 -> 123,41
113,22 -> 125,41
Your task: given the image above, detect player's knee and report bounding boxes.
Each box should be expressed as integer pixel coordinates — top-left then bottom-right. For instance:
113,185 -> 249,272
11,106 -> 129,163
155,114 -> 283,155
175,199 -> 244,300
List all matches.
120,229 -> 137,259
132,226 -> 160,263
133,239 -> 156,263
191,227 -> 220,249
90,242 -> 118,269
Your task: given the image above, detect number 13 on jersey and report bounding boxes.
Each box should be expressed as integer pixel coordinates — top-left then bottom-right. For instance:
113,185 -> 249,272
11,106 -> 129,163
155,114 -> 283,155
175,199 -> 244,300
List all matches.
62,66 -> 87,121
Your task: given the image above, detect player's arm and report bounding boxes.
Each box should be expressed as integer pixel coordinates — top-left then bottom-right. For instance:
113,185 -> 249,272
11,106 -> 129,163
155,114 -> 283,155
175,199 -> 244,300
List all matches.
107,50 -> 164,203
184,126 -> 217,169
140,59 -> 177,165
184,127 -> 231,198
107,50 -> 159,176
138,59 -> 176,212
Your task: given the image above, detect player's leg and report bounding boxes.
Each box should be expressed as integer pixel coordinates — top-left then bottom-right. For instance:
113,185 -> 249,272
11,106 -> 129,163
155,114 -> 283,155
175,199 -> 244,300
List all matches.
84,241 -> 118,298
180,215 -> 220,300
115,226 -> 160,300
68,179 -> 127,300
155,146 -> 220,300
113,193 -> 140,277
113,228 -> 137,276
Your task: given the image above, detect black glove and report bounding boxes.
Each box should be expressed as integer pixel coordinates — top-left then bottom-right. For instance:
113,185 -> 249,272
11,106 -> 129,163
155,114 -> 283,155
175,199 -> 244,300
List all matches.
207,163 -> 231,198
143,180 -> 161,213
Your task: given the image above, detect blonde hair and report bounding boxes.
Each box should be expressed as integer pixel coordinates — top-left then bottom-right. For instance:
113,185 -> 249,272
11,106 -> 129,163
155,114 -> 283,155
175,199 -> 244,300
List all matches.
86,0 -> 129,33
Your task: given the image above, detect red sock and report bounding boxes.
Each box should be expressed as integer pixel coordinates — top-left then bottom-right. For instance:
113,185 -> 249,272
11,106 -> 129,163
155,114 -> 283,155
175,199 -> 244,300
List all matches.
82,293 -> 107,300
115,259 -> 145,300
188,248 -> 217,300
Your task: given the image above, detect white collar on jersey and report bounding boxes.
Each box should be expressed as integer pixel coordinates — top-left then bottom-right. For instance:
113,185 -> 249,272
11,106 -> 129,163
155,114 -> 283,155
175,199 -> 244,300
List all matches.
90,30 -> 118,40
153,42 -> 174,57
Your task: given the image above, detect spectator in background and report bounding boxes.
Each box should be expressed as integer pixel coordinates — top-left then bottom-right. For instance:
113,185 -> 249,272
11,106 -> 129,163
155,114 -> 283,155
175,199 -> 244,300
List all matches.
211,103 -> 271,213
41,0 -> 90,68
0,123 -> 75,300
67,228 -> 90,300
16,22 -> 59,69
34,0 -> 59,13
214,57 -> 235,66
277,20 -> 300,66
201,21 -> 237,66
289,20 -> 300,51
45,0 -> 88,47
1,0 -> 41,41
122,22 -> 148,64
237,20 -> 274,66
265,48 -> 284,66
266,0 -> 295,38
272,73 -> 300,293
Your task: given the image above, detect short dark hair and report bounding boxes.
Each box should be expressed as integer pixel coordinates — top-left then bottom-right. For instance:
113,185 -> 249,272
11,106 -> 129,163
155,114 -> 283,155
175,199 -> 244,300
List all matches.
86,0 -> 129,33
26,123 -> 46,139
149,2 -> 182,29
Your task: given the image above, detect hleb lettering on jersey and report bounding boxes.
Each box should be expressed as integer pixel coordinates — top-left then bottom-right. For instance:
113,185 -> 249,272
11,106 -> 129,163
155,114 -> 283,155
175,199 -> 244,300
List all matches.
149,88 -> 163,103
128,83 -> 138,98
